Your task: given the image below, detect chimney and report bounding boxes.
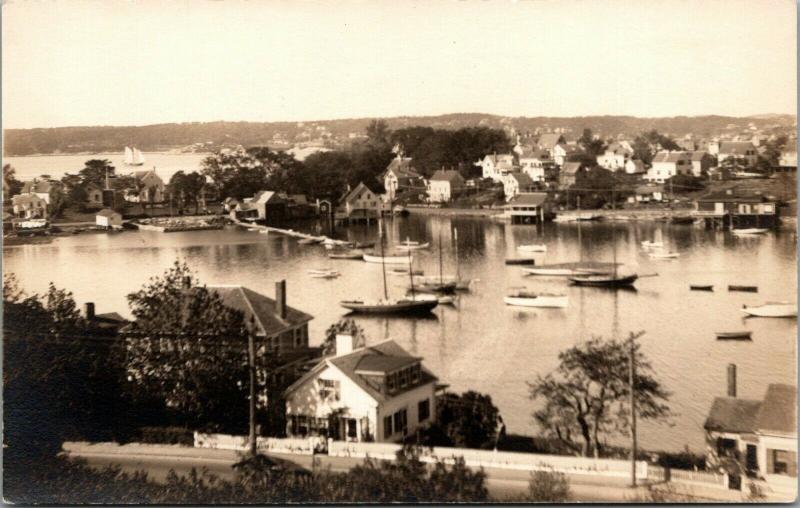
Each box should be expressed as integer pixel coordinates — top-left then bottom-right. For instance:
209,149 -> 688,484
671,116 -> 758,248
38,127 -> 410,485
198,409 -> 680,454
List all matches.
83,302 -> 95,321
275,280 -> 286,319
727,363 -> 737,398
336,334 -> 355,356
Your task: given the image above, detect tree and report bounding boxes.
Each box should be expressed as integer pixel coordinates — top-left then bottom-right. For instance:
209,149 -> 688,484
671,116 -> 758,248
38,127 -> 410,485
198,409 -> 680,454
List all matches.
528,333 -> 670,458
527,470 -> 571,502
431,391 -> 502,449
201,146 -> 300,200
365,119 -> 391,147
169,171 -> 207,214
79,159 -> 115,187
301,151 -> 352,200
48,182 -> 68,219
3,163 -> 23,199
321,319 -> 366,356
578,128 -> 605,156
124,261 -> 252,431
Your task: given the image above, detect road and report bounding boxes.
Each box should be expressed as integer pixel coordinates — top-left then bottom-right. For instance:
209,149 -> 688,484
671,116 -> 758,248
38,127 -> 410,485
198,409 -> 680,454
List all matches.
66,445 -> 659,502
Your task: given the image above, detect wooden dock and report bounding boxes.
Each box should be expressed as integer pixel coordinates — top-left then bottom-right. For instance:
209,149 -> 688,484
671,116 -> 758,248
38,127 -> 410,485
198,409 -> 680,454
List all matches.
232,219 -> 351,246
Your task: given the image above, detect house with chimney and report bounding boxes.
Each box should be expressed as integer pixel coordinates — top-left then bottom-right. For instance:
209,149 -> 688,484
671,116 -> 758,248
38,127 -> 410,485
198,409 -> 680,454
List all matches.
336,182 -> 384,223
11,194 -> 48,219
381,156 -> 425,203
284,334 -> 441,443
644,151 -> 693,183
717,142 -> 759,167
704,380 -> 796,499
477,153 -> 516,182
131,169 -> 165,203
517,147 -> 553,182
502,172 -> 536,201
427,170 -> 465,203
19,179 -> 53,204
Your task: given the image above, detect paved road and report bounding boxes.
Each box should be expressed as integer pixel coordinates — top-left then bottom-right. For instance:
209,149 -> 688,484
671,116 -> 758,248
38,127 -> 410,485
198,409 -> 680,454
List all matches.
68,447 -> 655,502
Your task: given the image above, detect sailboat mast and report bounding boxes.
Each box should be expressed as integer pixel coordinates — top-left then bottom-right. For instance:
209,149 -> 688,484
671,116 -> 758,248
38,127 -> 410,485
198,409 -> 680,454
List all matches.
438,225 -> 443,285
407,247 -> 415,297
379,219 -> 388,300
454,227 -> 460,282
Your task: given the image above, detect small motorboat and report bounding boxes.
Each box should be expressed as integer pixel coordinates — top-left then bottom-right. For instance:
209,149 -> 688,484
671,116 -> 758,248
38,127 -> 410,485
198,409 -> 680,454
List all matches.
729,285 -> 758,293
517,244 -> 547,253
505,258 -> 536,265
690,285 -> 714,291
363,253 -> 412,265
340,298 -> 438,314
504,291 -> 568,308
308,268 -> 340,279
397,242 -> 430,251
641,241 -> 664,249
649,251 -> 680,259
569,273 -> 638,288
741,302 -> 797,318
732,228 -> 770,236
328,250 -> 364,260
716,331 -> 753,340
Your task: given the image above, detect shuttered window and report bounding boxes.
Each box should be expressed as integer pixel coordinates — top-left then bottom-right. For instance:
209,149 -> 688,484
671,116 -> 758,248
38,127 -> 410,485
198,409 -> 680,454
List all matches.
383,415 -> 393,439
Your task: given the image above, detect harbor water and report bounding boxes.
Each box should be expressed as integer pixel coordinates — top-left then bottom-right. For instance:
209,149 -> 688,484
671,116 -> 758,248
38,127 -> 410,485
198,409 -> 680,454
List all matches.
3,215 -> 796,453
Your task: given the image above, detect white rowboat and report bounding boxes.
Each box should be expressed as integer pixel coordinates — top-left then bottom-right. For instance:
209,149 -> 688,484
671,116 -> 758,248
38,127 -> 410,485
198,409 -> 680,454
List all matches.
641,241 -> 664,249
517,244 -> 547,253
649,252 -> 680,259
396,242 -> 430,251
363,253 -> 412,265
741,303 -> 797,318
504,292 -> 568,308
732,228 -> 770,236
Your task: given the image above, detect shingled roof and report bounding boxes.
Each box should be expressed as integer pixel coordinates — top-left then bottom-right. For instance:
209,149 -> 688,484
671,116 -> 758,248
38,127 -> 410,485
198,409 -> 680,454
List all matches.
206,285 -> 312,337
652,151 -> 691,163
756,384 -> 796,435
704,397 -> 762,434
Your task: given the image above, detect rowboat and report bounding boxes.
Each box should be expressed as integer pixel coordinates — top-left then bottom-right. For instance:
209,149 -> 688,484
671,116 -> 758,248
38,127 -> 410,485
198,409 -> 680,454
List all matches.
729,285 -> 758,293
414,281 -> 458,295
649,251 -> 680,259
569,273 -> 638,287
328,250 -> 364,260
406,293 -> 457,305
517,244 -> 547,253
340,298 -> 438,314
523,261 -> 620,277
505,258 -> 536,265
397,242 -> 430,251
641,241 -> 664,249
690,284 -> 713,291
716,331 -> 753,340
504,291 -> 568,308
732,228 -> 769,236
310,271 -> 340,279
741,303 -> 797,318
576,213 -> 602,221
363,253 -> 412,264
389,268 -> 424,276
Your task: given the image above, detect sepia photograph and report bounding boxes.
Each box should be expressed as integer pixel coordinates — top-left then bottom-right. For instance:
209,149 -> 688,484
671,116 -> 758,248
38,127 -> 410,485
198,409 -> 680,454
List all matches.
2,0 -> 797,503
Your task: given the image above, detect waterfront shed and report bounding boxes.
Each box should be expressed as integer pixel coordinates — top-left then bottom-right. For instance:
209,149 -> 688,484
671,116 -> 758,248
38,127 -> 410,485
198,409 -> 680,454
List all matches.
96,209 -> 123,229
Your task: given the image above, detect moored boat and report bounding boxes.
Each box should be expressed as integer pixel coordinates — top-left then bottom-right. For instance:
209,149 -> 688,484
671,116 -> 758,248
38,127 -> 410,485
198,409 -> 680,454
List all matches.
517,244 -> 547,253
716,331 -> 753,340
649,251 -> 680,259
569,273 -> 638,287
690,284 -> 714,291
504,291 -> 568,308
732,228 -> 770,236
406,293 -> 457,305
298,237 -> 322,245
397,242 -> 430,251
390,268 -> 424,276
340,298 -> 438,314
729,285 -> 758,293
741,302 -> 797,318
328,249 -> 364,259
414,280 -> 458,295
363,252 -> 412,264
523,261 -> 619,277
641,240 -> 664,249
505,258 -> 536,265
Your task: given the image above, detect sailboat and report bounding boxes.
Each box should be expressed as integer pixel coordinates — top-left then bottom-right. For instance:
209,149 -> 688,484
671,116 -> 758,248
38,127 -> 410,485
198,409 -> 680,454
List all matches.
414,227 -> 457,294
124,146 -> 145,166
340,219 -> 438,315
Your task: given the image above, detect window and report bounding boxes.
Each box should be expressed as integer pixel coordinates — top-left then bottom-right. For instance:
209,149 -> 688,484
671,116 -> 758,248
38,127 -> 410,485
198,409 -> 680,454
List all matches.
387,374 -> 396,392
418,399 -> 430,422
771,449 -> 795,475
318,379 -> 340,401
411,365 -> 421,384
383,415 -> 393,438
393,409 -> 408,434
399,369 -> 409,388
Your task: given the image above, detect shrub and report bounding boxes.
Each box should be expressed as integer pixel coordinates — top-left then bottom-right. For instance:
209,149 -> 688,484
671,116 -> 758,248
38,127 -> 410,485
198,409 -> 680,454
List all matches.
137,426 -> 194,445
527,470 -> 571,502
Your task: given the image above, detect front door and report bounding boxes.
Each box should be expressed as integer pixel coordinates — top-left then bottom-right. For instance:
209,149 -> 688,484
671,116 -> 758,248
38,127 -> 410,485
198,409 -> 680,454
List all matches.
746,444 -> 758,474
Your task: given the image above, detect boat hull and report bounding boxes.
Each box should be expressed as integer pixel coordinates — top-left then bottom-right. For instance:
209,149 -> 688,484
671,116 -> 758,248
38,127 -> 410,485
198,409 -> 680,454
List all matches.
716,332 -> 753,340
690,285 -> 714,291
396,242 -> 430,251
340,300 -> 438,314
504,295 -> 568,308
328,251 -> 364,259
505,258 -> 536,265
414,282 -> 458,294
569,274 -> 638,287
741,304 -> 797,318
363,254 -> 412,264
517,245 -> 547,253
732,228 -> 769,236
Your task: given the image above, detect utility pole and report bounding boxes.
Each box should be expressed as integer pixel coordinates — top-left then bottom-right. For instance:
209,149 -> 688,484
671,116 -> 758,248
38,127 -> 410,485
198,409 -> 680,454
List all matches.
628,336 -> 637,487
248,328 -> 257,457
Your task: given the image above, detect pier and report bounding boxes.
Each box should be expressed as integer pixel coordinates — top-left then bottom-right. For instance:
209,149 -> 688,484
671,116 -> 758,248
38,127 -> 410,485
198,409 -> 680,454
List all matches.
232,219 -> 351,246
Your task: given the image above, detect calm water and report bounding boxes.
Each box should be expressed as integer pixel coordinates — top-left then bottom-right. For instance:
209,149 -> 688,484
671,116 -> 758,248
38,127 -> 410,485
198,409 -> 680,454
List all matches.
3,153 -> 208,181
4,216 -> 796,453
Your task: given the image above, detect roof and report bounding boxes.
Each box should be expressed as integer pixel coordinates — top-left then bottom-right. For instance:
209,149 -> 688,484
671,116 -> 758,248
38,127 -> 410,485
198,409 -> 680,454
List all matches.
652,151 -> 691,163
506,192 -> 547,207
696,190 -> 769,203
251,190 -> 284,204
430,170 -> 465,185
606,142 -> 633,155
134,170 -> 157,180
385,157 -> 421,179
537,133 -> 565,149
557,144 -> 582,155
756,384 -> 796,435
508,172 -> 534,186
339,182 -> 377,205
11,194 -> 46,206
519,147 -> 550,160
285,340 -> 437,402
96,208 -> 119,218
690,151 -> 710,161
561,162 -> 583,175
719,141 -> 755,154
704,397 -> 762,433
206,285 -> 312,337
483,153 -> 515,165
21,180 -> 52,194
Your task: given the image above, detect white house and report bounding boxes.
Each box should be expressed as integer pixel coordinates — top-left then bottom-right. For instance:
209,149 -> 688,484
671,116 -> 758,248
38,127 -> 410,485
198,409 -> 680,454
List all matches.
95,209 -> 122,229
20,179 -> 52,204
381,156 -> 424,202
284,335 -> 439,443
535,133 -> 566,154
427,170 -> 465,203
779,150 -> 797,169
517,148 -> 551,182
502,172 -> 535,201
704,384 -> 796,499
552,143 -> 582,167
625,159 -> 646,175
477,153 -> 516,182
11,194 -> 48,219
644,151 -> 693,183
596,142 -> 633,171
717,142 -> 758,167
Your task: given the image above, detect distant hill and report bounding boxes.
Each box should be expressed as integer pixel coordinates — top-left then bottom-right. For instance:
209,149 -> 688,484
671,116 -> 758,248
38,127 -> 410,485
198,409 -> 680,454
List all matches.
3,114 -> 795,156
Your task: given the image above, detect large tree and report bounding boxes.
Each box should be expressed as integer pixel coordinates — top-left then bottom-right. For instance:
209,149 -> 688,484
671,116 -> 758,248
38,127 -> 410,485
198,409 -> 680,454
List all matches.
201,146 -> 300,200
528,333 -> 670,458
79,159 -> 116,187
578,128 -> 606,157
168,171 -> 207,213
3,163 -> 23,199
432,391 -> 502,449
124,261 -> 252,431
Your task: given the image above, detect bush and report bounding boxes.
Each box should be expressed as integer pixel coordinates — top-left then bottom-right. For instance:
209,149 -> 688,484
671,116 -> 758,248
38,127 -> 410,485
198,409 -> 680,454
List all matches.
137,426 -> 194,446
526,470 -> 571,502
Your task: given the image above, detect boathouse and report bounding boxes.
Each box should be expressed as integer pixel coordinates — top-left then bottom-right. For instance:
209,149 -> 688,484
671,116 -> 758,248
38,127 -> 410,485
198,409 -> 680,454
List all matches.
284,335 -> 440,443
505,192 -> 550,225
234,190 -> 287,225
692,189 -> 779,229
335,182 -> 384,224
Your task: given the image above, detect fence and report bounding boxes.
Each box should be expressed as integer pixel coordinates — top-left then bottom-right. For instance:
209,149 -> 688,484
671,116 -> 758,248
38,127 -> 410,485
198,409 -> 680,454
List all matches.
193,432 -> 324,455
327,440 -> 647,479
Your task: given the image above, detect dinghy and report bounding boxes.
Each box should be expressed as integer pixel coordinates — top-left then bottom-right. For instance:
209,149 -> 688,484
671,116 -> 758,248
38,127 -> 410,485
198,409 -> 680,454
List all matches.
741,303 -> 797,318
328,250 -> 364,260
517,244 -> 547,253
506,258 -> 536,265
729,285 -> 758,293
641,241 -> 664,249
397,242 -> 430,251
649,251 -> 680,259
363,252 -> 412,264
716,331 -> 753,340
569,273 -> 638,287
690,285 -> 714,291
732,228 -> 769,236
504,291 -> 568,308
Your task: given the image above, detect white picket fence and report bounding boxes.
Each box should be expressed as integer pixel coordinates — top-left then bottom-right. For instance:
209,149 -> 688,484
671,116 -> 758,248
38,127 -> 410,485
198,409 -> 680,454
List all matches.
193,432 -> 324,455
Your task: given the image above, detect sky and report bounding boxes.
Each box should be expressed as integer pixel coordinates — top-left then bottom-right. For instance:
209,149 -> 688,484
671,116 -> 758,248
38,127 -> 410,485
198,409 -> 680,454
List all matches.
2,0 -> 797,129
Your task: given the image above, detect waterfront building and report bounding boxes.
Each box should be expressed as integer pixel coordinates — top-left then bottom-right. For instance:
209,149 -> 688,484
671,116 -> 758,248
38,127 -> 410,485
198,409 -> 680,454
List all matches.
335,182 -> 384,223
95,209 -> 123,229
504,192 -> 549,224
382,156 -> 425,203
427,169 -> 465,203
284,334 -> 440,443
234,190 -> 287,224
502,172 -> 536,201
717,141 -> 759,167
704,384 -> 796,496
517,147 -> 552,182
11,193 -> 48,219
559,161 -> 585,188
19,179 -> 52,204
644,151 -> 693,183
131,169 -> 166,203
692,188 -> 779,229
634,184 -> 665,203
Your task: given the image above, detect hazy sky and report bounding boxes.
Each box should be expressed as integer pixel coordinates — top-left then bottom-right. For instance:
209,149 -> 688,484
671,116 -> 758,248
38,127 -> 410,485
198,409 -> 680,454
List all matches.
2,0 -> 797,129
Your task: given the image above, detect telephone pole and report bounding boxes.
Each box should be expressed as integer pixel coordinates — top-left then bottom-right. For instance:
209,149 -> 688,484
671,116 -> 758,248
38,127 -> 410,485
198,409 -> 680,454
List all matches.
628,336 -> 637,487
248,329 -> 257,456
